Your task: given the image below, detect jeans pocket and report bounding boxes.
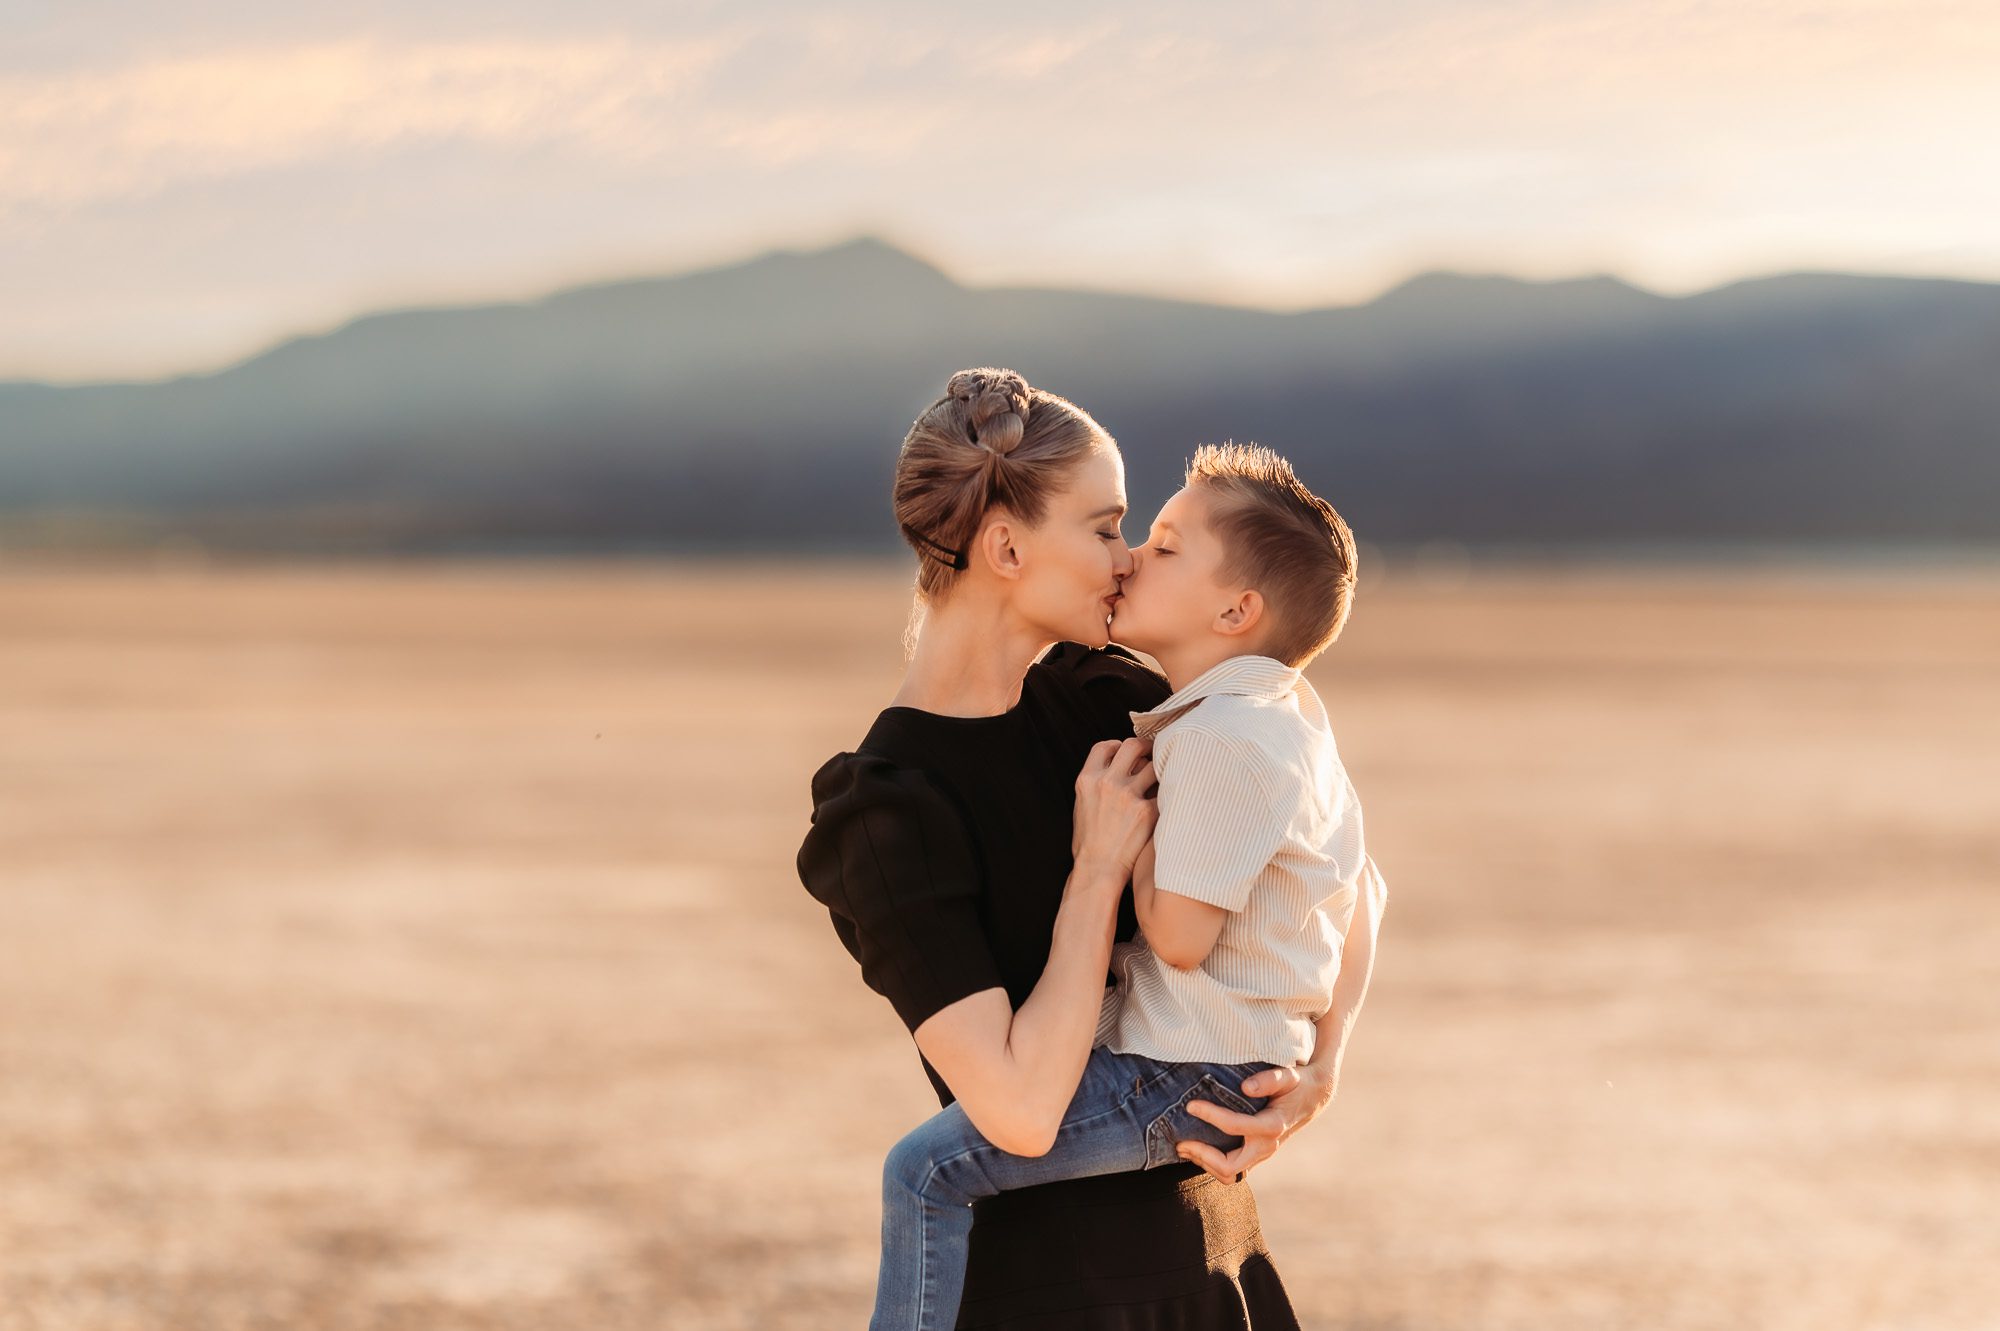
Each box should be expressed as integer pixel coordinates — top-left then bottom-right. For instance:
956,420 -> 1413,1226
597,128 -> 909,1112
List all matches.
1141,1071 -> 1264,1170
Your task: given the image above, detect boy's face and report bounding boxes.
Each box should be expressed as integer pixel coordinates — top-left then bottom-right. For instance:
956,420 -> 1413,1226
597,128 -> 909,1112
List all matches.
1108,485 -> 1239,657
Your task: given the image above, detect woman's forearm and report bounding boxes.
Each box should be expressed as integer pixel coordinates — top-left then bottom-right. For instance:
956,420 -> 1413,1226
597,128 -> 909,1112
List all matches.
1305,857 -> 1388,1088
913,860 -> 1126,1155
915,736 -> 1157,1154
993,863 -> 1126,1148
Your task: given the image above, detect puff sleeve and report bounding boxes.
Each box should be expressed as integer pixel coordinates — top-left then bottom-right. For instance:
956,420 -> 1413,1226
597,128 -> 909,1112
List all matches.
796,751 -> 1006,1033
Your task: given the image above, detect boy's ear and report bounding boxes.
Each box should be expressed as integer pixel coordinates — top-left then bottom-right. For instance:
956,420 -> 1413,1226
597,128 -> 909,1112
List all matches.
975,510 -> 1025,581
1214,589 -> 1264,639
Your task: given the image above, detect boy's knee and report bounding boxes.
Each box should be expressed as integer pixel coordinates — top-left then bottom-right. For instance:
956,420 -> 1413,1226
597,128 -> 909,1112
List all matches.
885,1121 -> 992,1207
883,1127 -> 943,1193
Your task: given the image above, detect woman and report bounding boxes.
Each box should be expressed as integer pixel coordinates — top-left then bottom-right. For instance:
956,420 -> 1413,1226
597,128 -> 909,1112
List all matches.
797,368 -> 1349,1329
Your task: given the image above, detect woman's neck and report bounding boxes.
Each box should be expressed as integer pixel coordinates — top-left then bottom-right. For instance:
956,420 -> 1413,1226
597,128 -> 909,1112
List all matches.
894,594 -> 1052,718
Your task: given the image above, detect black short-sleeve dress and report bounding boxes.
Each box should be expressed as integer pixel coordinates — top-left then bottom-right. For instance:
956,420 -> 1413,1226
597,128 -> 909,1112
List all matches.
798,641 -> 1301,1330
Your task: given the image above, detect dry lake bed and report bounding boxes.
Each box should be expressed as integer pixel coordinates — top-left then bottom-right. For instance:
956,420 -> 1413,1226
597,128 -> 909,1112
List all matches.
1,557 -> 1995,1330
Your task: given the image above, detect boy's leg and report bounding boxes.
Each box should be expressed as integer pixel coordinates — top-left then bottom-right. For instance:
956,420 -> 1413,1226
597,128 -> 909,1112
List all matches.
871,1102 -> 981,1331
871,1048 -> 1160,1331
1125,1057 -> 1278,1169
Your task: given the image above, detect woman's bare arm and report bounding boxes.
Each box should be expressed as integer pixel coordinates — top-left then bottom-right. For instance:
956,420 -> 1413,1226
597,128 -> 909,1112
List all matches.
1298,854 -> 1389,1092
1177,855 -> 1390,1180
911,866 -> 1121,1156
910,737 -> 1155,1156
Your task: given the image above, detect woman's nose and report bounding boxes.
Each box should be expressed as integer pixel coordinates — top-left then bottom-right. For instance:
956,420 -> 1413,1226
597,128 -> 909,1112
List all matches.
1115,542 -> 1137,578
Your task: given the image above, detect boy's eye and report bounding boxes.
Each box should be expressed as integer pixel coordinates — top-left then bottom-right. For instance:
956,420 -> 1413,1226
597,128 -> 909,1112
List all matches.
1154,547 -> 1175,556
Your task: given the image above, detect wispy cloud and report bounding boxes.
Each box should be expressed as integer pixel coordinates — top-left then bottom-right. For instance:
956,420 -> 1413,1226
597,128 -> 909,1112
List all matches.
2,39 -> 736,210
4,2 -> 1999,376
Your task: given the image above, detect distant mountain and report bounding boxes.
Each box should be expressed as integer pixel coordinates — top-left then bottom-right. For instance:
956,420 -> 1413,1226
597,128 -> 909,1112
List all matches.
3,236 -> 1997,551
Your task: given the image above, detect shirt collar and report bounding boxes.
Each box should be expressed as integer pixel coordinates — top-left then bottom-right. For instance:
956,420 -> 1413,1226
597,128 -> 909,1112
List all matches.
1128,653 -> 1305,739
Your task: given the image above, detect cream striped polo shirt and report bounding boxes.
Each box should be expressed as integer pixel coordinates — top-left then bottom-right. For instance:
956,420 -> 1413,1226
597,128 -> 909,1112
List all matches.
1097,653 -> 1371,1067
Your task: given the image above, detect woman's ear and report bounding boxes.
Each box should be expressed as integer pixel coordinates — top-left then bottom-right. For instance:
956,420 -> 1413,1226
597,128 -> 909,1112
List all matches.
1214,589 -> 1264,639
975,511 -> 1025,581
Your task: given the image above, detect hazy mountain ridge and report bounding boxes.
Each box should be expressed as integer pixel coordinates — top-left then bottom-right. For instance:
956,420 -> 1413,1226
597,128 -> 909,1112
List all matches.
3,237 -> 1996,549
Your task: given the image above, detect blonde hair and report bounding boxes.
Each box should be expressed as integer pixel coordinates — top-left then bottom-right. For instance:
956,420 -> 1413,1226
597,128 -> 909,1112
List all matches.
893,367 -> 1114,606
1186,442 -> 1358,667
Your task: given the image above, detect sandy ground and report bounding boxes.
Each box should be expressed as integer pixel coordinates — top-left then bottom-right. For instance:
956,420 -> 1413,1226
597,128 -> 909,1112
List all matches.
0,557 -> 1995,1331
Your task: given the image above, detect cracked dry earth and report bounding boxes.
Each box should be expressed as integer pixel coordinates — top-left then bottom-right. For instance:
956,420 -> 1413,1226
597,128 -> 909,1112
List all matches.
1,558 -> 1994,1331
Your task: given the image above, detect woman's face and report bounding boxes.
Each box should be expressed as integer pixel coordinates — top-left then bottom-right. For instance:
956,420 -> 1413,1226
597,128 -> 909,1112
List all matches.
991,445 -> 1134,649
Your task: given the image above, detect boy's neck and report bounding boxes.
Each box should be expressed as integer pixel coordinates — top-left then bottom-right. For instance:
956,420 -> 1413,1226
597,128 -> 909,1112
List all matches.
1148,638 -> 1267,693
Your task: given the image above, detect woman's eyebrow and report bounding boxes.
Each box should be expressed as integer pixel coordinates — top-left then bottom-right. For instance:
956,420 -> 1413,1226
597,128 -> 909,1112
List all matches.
1088,504 -> 1126,520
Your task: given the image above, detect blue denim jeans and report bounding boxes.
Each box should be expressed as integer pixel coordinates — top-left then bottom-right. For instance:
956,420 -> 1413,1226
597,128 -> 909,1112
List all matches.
870,1045 -> 1276,1331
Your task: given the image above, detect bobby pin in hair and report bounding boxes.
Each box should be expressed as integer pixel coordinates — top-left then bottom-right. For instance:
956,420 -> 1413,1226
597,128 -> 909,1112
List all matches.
901,522 -> 969,571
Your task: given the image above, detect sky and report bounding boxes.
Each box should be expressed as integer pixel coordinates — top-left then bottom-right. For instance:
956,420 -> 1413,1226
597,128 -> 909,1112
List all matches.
6,0 -> 1999,381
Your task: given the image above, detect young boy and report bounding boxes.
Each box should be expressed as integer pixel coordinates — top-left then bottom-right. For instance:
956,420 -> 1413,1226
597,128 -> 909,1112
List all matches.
870,442 -> 1385,1331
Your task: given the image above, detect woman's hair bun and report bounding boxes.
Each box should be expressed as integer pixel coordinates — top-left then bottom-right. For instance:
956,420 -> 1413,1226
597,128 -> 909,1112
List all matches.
946,367 -> 1031,455
895,366 -> 1110,605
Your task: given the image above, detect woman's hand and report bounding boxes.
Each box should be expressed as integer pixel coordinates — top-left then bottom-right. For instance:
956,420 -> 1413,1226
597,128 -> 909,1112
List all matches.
1070,736 -> 1156,883
1174,1063 -> 1338,1183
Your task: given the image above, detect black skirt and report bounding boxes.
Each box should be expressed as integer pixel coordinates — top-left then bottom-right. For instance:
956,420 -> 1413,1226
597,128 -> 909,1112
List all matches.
956,1163 -> 1300,1330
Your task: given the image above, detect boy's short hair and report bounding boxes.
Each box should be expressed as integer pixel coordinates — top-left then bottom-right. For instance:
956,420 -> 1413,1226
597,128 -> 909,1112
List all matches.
1185,442 -> 1358,668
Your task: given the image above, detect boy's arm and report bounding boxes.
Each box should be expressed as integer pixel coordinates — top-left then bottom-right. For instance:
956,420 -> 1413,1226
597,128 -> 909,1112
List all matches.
1131,838 -> 1228,969
1135,725 -> 1289,970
